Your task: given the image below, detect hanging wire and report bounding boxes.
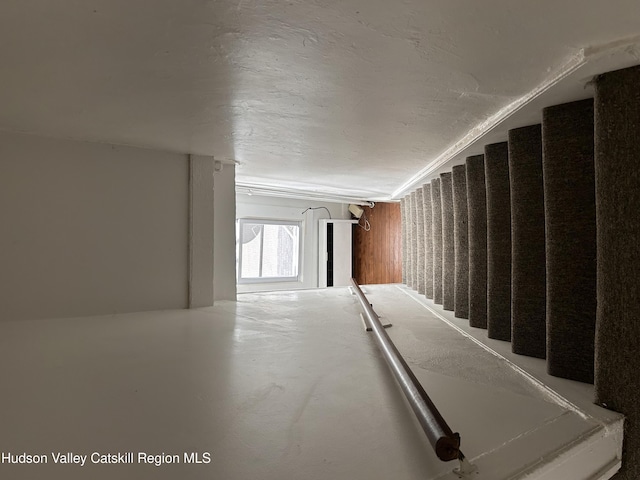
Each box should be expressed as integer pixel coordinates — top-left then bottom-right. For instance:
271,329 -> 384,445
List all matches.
301,206 -> 332,219
358,211 -> 371,231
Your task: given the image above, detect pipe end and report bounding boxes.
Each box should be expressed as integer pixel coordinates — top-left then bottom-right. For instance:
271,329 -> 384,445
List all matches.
436,433 -> 461,462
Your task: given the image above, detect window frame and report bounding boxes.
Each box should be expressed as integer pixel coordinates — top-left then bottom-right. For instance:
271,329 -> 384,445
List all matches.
237,218 -> 302,284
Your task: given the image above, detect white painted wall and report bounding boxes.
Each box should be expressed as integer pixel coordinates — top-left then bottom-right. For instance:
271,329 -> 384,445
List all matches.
0,131 -> 190,321
214,163 -> 237,301
189,155 -> 215,308
236,194 -> 349,293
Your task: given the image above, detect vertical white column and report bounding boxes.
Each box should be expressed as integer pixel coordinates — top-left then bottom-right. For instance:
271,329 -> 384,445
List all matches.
189,155 -> 215,308
213,161 -> 237,301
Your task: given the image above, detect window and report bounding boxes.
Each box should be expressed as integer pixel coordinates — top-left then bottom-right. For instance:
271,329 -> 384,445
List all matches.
238,219 -> 301,283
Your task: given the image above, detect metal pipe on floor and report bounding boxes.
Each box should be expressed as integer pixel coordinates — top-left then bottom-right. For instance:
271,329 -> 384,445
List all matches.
350,278 -> 461,462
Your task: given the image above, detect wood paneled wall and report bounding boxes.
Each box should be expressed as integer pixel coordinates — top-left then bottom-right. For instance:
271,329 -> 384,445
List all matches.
353,202 -> 402,284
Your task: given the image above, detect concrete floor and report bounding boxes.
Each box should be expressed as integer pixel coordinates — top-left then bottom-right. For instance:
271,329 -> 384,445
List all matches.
0,285 -> 622,479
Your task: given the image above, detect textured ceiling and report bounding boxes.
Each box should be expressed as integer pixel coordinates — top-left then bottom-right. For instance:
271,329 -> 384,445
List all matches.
1,1 -> 640,201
